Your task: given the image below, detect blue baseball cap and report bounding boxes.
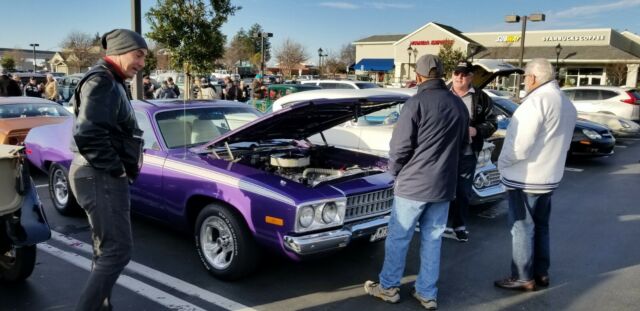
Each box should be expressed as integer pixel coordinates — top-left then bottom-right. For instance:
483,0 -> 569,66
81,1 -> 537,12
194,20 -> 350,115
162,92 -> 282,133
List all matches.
255,74 -> 263,79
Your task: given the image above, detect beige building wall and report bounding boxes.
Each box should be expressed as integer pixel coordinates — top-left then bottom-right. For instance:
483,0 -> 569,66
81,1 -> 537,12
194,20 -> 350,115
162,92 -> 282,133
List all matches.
355,43 -> 395,62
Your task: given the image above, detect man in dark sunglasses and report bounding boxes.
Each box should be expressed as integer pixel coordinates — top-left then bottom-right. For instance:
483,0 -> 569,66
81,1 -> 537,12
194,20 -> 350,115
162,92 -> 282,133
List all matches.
444,61 -> 497,242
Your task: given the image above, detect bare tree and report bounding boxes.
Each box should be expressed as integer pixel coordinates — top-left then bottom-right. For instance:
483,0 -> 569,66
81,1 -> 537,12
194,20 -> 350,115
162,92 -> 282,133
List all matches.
60,31 -> 101,72
339,43 -> 356,67
324,53 -> 344,78
605,63 -> 628,86
274,38 -> 308,78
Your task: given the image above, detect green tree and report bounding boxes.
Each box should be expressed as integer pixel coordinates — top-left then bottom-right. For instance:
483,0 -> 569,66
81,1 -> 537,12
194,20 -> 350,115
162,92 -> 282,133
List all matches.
143,49 -> 158,76
146,0 -> 240,97
247,23 -> 271,63
437,41 -> 466,79
0,56 -> 16,71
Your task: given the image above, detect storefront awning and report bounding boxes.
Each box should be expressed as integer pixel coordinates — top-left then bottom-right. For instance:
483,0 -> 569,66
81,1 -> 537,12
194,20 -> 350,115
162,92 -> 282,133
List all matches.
354,58 -> 395,71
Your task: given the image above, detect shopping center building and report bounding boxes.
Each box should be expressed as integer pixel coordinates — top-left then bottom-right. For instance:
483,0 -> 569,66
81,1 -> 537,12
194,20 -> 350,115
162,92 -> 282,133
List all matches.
353,22 -> 640,88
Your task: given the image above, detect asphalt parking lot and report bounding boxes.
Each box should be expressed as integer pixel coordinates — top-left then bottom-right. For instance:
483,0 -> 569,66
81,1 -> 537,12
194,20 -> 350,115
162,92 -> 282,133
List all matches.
1,138 -> 639,311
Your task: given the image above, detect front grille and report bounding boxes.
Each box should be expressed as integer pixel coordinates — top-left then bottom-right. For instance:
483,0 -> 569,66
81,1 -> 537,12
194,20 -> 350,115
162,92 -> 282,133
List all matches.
345,187 -> 394,222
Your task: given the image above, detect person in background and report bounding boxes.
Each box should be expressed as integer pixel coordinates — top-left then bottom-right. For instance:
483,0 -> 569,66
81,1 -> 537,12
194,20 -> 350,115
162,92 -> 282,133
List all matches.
155,80 -> 177,99
222,76 -> 239,101
142,75 -> 155,99
0,74 -> 22,96
44,74 -> 60,102
494,58 -> 577,292
251,74 -> 267,99
23,77 -> 41,97
198,77 -> 218,100
68,28 -> 147,311
364,54 -> 469,311
11,74 -> 23,92
166,76 -> 180,97
238,79 -> 249,102
444,61 -> 497,242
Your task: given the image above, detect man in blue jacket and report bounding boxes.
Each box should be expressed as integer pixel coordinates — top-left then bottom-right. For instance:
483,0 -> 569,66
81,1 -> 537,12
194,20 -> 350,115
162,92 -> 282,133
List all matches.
364,54 -> 469,310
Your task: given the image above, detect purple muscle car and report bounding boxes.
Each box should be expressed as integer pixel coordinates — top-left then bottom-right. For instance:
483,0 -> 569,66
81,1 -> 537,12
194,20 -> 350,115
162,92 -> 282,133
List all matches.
25,90 -> 409,280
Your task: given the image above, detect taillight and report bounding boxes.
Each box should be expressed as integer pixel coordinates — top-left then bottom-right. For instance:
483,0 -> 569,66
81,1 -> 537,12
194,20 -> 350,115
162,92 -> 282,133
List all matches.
621,92 -> 639,105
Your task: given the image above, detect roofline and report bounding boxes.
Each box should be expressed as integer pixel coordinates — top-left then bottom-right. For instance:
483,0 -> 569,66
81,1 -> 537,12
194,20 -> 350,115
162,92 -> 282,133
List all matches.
486,58 -> 640,64
464,28 -> 615,36
352,41 -> 398,45
393,22 -> 470,46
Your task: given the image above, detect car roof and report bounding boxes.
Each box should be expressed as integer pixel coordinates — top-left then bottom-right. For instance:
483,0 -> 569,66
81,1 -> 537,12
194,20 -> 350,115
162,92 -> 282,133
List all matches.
301,80 -> 359,84
134,99 -> 252,112
561,85 -> 626,91
272,88 -> 411,111
0,96 -> 59,105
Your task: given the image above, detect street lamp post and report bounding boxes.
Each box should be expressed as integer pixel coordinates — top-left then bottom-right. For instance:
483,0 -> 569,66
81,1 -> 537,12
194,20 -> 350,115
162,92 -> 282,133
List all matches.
555,43 -> 563,81
254,32 -> 273,75
317,48 -> 327,79
29,43 -> 39,72
505,13 -> 545,99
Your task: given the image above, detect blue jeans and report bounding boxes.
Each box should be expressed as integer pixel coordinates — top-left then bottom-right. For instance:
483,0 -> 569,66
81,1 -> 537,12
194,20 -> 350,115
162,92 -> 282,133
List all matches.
507,189 -> 552,281
379,196 -> 449,300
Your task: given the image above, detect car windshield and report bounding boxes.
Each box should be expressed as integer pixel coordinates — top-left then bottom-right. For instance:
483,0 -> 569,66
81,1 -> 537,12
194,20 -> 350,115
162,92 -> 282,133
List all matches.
355,82 -> 380,89
493,98 -> 519,114
0,103 -> 72,119
155,106 -> 261,149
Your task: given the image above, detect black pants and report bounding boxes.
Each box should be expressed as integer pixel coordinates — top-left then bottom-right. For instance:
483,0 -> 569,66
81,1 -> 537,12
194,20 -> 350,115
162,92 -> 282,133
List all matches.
69,158 -> 132,311
448,154 -> 477,230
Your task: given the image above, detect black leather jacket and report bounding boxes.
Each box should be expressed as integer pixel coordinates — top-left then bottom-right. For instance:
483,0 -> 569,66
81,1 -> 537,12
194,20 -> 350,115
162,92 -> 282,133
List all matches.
70,59 -> 143,179
469,90 -> 497,153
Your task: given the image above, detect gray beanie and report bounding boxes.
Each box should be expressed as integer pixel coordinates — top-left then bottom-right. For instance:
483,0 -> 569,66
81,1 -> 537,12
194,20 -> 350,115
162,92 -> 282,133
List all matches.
101,29 -> 148,56
415,54 -> 444,78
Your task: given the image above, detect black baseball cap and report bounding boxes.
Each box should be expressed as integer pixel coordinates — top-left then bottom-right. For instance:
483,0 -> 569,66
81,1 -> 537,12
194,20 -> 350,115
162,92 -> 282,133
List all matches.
453,61 -> 473,74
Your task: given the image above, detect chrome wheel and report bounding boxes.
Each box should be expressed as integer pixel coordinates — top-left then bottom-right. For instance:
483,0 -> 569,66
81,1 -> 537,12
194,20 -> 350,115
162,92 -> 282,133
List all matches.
199,216 -> 234,270
52,168 -> 69,206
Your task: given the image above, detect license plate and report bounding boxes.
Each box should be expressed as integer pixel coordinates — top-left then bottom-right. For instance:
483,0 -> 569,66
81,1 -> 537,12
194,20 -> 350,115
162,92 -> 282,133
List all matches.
370,226 -> 388,242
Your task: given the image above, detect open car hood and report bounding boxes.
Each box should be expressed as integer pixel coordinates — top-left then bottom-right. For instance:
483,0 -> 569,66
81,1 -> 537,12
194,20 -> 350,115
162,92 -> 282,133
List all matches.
470,59 -> 523,89
202,89 -> 410,148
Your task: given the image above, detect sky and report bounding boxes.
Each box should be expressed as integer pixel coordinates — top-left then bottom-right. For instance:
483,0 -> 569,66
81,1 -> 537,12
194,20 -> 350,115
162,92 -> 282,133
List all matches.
3,0 -> 640,65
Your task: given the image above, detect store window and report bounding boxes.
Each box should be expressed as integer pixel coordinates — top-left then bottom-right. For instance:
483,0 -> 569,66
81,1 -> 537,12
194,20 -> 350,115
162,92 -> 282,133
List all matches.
565,67 -> 605,87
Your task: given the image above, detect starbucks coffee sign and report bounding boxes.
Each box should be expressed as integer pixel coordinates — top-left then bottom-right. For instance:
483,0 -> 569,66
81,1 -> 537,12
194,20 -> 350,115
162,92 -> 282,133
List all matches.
542,35 -> 606,42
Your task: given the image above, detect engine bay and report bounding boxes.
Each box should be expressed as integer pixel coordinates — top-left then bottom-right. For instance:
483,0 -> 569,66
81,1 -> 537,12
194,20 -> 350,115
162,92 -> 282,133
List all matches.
213,144 -> 387,187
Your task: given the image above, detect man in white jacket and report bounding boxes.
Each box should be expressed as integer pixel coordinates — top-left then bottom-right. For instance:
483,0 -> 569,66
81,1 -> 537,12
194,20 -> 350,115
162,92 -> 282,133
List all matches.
495,58 -> 577,291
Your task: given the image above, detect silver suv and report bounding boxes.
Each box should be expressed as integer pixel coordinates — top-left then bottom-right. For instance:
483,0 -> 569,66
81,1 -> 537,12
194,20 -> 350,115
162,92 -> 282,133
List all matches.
562,86 -> 640,121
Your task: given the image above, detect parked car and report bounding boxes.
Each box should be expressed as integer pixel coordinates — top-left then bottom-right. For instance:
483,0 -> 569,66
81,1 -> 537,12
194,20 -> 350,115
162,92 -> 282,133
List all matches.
0,97 -> 72,145
25,93 -> 409,280
249,84 -> 321,113
488,94 -> 616,159
57,73 -> 84,103
274,88 -> 504,206
300,79 -> 380,90
562,85 -> 640,121
576,111 -> 640,138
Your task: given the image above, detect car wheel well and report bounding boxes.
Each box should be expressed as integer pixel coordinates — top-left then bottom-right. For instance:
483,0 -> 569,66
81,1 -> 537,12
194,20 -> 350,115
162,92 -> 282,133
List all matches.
185,196 -> 249,233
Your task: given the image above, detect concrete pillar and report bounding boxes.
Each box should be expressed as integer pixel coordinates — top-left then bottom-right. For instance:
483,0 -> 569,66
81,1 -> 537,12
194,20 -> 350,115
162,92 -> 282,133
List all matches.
627,64 -> 639,87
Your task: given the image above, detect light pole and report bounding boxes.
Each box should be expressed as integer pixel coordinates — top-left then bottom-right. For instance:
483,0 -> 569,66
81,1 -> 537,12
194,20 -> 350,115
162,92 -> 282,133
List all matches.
407,46 -> 413,81
317,48 -> 327,79
555,43 -> 563,81
254,32 -> 273,75
505,13 -> 545,99
29,43 -> 39,72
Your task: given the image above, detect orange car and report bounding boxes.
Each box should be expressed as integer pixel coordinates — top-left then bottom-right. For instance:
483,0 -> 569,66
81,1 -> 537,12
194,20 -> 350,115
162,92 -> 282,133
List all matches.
0,97 -> 72,145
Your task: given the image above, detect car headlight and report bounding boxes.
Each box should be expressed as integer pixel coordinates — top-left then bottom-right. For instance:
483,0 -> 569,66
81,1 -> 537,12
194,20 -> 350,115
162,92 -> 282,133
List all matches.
582,129 -> 602,140
321,202 -> 338,224
299,206 -> 314,228
295,200 -> 346,233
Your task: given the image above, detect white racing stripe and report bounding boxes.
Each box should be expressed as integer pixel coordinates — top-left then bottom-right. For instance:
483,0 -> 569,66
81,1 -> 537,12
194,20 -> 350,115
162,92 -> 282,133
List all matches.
564,167 -> 584,172
38,243 -> 206,311
50,231 -> 256,311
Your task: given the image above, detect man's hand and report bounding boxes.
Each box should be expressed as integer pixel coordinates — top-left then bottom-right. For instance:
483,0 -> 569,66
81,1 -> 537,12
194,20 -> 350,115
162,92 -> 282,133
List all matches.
469,126 -> 477,138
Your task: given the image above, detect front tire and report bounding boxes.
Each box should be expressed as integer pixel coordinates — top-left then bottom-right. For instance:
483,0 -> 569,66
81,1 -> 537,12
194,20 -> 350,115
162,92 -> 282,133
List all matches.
194,204 -> 258,280
0,245 -> 36,282
48,163 -> 80,215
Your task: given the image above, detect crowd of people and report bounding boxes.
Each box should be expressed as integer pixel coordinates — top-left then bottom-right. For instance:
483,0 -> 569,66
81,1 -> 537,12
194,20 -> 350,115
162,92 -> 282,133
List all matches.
141,73 -> 253,101
2,73 -> 61,102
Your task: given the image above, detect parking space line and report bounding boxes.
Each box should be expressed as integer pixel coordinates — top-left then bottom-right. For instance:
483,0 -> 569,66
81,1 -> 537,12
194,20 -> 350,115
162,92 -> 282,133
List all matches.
50,231 -> 256,311
38,243 -> 207,311
35,184 -> 48,188
614,145 -> 627,148
564,167 -> 584,172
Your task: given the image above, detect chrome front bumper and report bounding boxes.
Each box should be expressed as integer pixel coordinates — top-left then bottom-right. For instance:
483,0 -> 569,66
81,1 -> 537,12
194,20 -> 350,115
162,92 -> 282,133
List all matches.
470,164 -> 506,205
283,216 -> 389,256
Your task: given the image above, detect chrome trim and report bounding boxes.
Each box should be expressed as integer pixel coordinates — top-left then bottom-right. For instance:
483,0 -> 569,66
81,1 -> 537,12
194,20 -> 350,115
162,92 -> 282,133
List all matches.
345,187 -> 394,221
283,216 -> 389,255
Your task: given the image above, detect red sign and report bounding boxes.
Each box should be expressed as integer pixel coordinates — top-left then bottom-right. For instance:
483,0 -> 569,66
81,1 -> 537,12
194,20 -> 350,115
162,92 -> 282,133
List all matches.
410,39 -> 455,46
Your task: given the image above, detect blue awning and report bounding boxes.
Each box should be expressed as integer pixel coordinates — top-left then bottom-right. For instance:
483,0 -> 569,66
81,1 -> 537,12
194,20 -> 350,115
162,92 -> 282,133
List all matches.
354,58 -> 394,71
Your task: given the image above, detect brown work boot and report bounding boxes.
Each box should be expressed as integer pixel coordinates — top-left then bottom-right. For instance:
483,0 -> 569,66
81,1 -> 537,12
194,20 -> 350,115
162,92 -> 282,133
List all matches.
494,277 -> 536,291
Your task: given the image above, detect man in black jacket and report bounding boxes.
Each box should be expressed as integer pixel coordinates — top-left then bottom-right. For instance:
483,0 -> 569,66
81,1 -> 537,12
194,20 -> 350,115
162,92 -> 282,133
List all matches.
445,61 -> 497,242
364,55 -> 468,310
68,28 -> 146,311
